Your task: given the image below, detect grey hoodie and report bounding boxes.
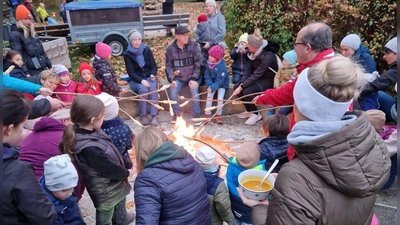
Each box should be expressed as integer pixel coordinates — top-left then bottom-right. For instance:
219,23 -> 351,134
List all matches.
194,12 -> 226,46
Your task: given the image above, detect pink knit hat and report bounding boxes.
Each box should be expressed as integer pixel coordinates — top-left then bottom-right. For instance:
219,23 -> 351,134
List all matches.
208,45 -> 224,61
96,42 -> 112,59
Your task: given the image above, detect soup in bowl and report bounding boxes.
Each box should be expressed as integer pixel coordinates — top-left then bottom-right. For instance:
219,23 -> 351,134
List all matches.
238,169 -> 275,200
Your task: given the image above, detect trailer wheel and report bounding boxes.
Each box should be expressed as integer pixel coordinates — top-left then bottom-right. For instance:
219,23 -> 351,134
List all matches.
104,35 -> 128,56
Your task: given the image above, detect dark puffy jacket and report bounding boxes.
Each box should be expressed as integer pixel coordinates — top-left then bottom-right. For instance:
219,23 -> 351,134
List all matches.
230,47 -> 250,76
362,62 -> 397,95
258,137 -> 289,173
124,46 -> 158,83
3,59 -> 28,80
134,141 -> 212,224
73,130 -> 131,211
9,24 -> 52,76
92,56 -> 122,96
3,144 -> 57,225
165,39 -> 202,82
353,44 -> 376,73
204,60 -> 229,92
39,176 -> 86,225
236,40 -> 280,89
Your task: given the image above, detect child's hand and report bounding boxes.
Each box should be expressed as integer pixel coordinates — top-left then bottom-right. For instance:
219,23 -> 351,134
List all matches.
121,88 -> 128,93
237,187 -> 269,207
207,87 -> 211,93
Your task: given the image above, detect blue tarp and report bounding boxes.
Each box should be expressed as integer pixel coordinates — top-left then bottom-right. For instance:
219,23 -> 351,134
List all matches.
65,1 -> 142,11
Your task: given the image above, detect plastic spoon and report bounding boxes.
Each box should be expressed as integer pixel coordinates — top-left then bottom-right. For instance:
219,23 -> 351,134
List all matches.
257,159 -> 279,189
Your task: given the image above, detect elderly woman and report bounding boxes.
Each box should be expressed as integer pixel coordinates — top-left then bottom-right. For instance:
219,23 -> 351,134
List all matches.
232,28 -> 280,125
195,0 -> 226,79
9,5 -> 52,78
238,57 -> 390,225
123,29 -> 159,126
134,126 -> 212,224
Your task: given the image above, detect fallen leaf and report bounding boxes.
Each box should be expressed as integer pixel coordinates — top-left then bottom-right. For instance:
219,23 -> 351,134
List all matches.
126,201 -> 135,209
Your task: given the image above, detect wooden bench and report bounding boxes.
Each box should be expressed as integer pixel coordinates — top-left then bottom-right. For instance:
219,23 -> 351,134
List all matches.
143,13 -> 189,31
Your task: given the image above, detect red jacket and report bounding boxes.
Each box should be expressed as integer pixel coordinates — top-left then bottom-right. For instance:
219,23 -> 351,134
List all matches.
76,80 -> 102,95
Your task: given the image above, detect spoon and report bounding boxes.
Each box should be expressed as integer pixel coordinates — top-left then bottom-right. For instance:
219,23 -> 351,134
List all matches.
257,159 -> 279,189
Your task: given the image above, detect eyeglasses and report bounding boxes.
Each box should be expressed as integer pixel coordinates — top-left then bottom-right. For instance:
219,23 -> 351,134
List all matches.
292,42 -> 307,48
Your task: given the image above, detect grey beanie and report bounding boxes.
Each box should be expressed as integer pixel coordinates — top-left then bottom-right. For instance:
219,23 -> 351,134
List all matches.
385,37 -> 397,54
340,34 -> 361,50
128,30 -> 142,42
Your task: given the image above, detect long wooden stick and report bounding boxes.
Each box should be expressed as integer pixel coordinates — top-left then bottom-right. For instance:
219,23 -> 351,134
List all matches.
183,135 -> 230,163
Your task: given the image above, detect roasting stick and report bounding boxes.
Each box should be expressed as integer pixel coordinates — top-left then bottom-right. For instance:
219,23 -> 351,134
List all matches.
182,135 -> 230,163
179,90 -> 209,108
119,108 -> 143,128
123,89 -> 166,111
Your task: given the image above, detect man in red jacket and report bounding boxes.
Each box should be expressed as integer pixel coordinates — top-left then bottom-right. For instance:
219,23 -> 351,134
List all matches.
254,22 -> 335,160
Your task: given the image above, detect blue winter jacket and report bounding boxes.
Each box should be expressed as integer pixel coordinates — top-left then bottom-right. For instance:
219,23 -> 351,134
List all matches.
38,176 -> 86,225
3,72 -> 41,94
226,157 -> 265,223
259,137 -> 289,173
134,141 -> 212,225
353,44 -> 377,73
204,60 -> 230,92
229,47 -> 250,75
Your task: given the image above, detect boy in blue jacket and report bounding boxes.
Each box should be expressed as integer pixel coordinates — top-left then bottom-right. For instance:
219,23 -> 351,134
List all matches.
39,154 -> 86,225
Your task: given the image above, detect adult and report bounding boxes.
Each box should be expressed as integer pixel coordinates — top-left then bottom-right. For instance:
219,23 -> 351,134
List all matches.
23,0 -> 37,22
239,57 -> 391,224
162,0 -> 174,37
340,33 -> 378,110
196,0 -> 226,79
134,126 -> 212,224
10,5 -> 52,77
18,109 -> 86,201
166,26 -> 203,125
124,29 -> 159,126
254,22 -> 335,160
232,28 -> 280,125
6,0 -> 23,23
3,88 -> 57,225
360,37 -> 397,123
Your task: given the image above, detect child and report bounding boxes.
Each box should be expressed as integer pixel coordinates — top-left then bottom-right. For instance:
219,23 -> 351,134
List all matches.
39,154 -> 86,225
34,70 -> 60,100
76,62 -> 102,95
226,142 -> 265,224
53,64 -> 76,103
59,95 -> 135,225
36,3 -> 58,25
95,92 -> 134,168
59,0 -> 67,23
259,114 -> 289,173
204,43 -> 229,124
230,33 -> 250,84
92,42 -> 127,96
274,50 -> 297,116
194,14 -> 208,49
195,146 -> 235,225
4,50 -> 30,80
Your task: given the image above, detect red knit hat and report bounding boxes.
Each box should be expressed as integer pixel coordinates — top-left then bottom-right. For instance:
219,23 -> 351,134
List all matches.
79,62 -> 94,74
208,45 -> 224,61
198,14 -> 207,23
16,5 -> 33,21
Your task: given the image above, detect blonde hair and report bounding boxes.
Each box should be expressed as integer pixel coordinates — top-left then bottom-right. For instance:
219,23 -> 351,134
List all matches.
40,70 -> 60,83
16,20 -> 36,38
134,127 -> 169,173
307,56 -> 365,102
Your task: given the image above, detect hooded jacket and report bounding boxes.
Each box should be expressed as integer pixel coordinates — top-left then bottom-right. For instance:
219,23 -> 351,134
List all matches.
124,46 -> 158,84
3,59 -> 29,80
258,137 -> 288,173
362,62 -> 397,95
3,143 -> 57,225
251,111 -> 391,225
236,40 -> 280,89
134,141 -> 212,224
352,44 -> 376,73
9,24 -> 52,76
92,56 -> 122,96
230,47 -> 250,77
165,39 -> 202,82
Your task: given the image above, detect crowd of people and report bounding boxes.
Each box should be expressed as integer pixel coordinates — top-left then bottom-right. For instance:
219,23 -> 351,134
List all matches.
2,0 -> 397,225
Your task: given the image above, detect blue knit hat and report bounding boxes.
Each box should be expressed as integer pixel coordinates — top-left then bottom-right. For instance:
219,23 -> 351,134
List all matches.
340,34 -> 361,50
283,50 -> 297,65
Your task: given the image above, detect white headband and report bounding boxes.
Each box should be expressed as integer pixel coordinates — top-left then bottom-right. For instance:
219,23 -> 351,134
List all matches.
129,31 -> 142,42
294,68 -> 353,122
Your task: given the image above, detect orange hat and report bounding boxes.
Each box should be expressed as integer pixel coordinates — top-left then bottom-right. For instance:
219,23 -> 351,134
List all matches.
16,5 -> 33,21
79,62 -> 94,74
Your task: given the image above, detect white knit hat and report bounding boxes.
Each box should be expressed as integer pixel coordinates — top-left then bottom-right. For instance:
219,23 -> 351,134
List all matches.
44,154 -> 78,191
49,108 -> 70,121
385,37 -> 397,54
95,92 -> 119,121
195,146 -> 217,170
340,34 -> 361,50
205,0 -> 216,8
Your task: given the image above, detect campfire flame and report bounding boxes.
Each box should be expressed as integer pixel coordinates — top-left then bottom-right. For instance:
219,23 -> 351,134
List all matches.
172,116 -> 198,156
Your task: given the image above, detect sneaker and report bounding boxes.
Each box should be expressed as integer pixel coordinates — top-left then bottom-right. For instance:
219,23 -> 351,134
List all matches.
245,113 -> 262,125
150,116 -> 159,126
141,115 -> 150,126
237,111 -> 252,119
215,115 -> 223,124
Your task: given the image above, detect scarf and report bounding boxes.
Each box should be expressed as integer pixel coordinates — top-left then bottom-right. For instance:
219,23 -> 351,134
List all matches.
59,79 -> 71,87
248,40 -> 269,60
207,59 -> 222,70
127,43 -> 146,68
296,48 -> 334,74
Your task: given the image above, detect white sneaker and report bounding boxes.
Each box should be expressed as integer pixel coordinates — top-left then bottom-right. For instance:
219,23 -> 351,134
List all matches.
245,113 -> 262,125
237,111 -> 252,119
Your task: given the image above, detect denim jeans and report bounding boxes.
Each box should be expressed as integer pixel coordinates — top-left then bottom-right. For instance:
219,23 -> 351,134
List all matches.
129,77 -> 158,116
96,198 -> 127,225
205,88 -> 226,116
169,79 -> 201,117
378,91 -> 396,122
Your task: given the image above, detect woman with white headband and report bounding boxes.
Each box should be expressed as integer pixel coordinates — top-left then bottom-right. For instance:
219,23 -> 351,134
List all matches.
123,29 -> 159,126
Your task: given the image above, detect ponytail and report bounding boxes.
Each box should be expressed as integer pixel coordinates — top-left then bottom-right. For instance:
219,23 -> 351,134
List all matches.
59,124 -> 77,160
